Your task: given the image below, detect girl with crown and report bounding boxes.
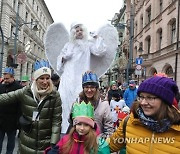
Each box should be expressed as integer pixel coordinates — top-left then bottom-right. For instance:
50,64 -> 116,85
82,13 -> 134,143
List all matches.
45,101 -> 110,154
66,71 -> 114,138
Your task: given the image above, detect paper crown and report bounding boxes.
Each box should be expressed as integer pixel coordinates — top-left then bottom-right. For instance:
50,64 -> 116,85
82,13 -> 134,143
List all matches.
82,72 -> 99,87
3,67 -> 14,75
72,101 -> 94,119
34,59 -> 50,71
33,60 -> 51,80
21,75 -> 29,81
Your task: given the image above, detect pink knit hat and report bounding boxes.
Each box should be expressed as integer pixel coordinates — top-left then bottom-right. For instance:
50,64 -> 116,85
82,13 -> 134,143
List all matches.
73,117 -> 95,128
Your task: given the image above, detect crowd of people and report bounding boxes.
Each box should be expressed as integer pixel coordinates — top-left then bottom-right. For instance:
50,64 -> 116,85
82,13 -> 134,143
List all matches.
0,21 -> 179,154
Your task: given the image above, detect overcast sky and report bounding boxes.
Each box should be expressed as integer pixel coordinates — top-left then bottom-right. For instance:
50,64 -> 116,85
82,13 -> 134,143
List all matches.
44,0 -> 123,32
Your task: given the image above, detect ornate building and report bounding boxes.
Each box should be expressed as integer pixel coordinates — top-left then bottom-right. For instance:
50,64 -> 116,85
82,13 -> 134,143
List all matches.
111,0 -> 180,87
0,0 -> 53,80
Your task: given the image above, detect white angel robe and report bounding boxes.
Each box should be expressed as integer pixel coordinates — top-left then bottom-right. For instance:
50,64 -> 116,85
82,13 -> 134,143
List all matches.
57,37 -> 107,134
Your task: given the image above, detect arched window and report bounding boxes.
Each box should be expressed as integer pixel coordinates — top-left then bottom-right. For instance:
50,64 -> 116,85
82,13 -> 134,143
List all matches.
165,66 -> 173,75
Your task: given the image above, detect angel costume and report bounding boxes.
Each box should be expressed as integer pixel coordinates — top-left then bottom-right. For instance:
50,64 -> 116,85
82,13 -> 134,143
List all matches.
44,22 -> 119,134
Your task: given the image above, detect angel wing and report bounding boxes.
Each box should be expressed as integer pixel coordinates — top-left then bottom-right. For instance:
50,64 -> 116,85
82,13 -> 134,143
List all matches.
90,24 -> 119,77
44,23 -> 69,75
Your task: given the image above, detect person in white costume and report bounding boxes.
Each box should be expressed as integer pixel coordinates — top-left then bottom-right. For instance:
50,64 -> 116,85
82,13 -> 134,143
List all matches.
44,22 -> 119,136
57,23 -> 107,134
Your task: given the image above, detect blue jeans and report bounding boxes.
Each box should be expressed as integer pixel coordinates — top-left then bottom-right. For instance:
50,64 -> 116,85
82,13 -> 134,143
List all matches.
0,130 -> 17,154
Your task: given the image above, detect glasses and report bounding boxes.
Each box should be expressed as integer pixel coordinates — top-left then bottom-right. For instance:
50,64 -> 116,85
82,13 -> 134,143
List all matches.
84,86 -> 96,90
137,96 -> 158,102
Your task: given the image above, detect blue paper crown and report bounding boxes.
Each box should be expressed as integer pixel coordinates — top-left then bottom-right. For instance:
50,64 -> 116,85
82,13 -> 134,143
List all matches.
4,67 -> 14,75
34,59 -> 50,71
82,72 -> 98,86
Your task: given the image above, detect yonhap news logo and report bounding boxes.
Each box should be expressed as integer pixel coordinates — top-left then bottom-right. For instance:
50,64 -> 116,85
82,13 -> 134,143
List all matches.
112,137 -> 175,144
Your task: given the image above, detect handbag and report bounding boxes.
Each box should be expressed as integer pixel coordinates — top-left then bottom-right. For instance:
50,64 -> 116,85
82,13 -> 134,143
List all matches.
19,103 -> 44,134
19,115 -> 32,134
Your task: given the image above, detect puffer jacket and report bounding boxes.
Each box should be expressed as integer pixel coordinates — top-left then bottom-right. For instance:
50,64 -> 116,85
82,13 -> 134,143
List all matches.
109,113 -> 180,154
0,86 -> 62,154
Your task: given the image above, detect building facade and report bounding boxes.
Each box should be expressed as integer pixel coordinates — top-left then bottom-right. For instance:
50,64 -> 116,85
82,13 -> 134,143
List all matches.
110,0 -> 180,88
0,0 -> 53,80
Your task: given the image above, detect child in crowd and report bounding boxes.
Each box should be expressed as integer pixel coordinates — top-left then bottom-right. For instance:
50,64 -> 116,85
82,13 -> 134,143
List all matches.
110,92 -> 127,128
45,101 -> 110,154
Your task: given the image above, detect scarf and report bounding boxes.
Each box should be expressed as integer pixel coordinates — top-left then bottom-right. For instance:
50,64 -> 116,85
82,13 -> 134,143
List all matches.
31,80 -> 53,102
137,107 -> 172,133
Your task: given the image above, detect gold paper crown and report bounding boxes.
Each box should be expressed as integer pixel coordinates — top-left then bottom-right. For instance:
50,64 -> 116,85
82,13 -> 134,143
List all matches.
72,101 -> 94,119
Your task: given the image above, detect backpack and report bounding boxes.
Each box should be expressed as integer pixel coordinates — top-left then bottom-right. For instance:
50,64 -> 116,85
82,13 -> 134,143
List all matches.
119,115 -> 130,154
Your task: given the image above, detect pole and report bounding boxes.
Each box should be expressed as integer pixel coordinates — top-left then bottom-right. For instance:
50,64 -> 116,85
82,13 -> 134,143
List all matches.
0,26 -> 4,77
13,2 -> 19,66
126,2 -> 134,83
175,0 -> 180,82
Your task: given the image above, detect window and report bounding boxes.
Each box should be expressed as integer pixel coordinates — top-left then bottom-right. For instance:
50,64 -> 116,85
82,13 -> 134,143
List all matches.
10,25 -> 13,37
166,66 -> 173,75
157,28 -> 162,50
171,21 -> 176,43
160,0 -> 163,13
147,37 -> 151,53
146,6 -> 151,24
25,12 -> 28,22
145,36 -> 151,53
13,0 -> 16,9
135,21 -> 138,35
140,15 -> 143,30
138,42 -> 143,52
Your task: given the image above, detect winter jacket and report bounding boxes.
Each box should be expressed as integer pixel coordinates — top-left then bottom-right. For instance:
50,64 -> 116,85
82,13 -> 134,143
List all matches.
94,100 -> 114,136
109,113 -> 180,154
44,131 -> 110,154
0,86 -> 62,154
0,81 -> 22,131
123,88 -> 137,108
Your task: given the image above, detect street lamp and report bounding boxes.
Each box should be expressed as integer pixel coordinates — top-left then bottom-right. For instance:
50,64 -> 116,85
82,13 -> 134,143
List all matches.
13,3 -> 38,68
115,21 -> 134,83
105,69 -> 113,86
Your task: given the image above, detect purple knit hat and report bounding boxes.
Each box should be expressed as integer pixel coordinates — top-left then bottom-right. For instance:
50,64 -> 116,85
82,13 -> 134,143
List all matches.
137,76 -> 179,106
